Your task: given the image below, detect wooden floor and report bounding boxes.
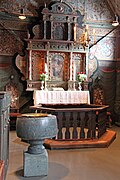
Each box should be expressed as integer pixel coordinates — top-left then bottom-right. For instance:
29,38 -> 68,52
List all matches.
6,125 -> 120,180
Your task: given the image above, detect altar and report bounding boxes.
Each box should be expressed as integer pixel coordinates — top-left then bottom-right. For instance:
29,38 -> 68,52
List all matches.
31,90 -> 116,149
12,1 -> 116,150
33,90 -> 90,106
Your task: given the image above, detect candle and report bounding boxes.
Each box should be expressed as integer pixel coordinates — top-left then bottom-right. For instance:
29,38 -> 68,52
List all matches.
93,29 -> 96,43
86,24 -> 89,30
70,52 -> 72,81
45,63 -> 48,74
84,32 -> 87,41
74,24 -> 76,42
70,66 -> 72,81
93,28 -> 95,34
73,62 -> 76,81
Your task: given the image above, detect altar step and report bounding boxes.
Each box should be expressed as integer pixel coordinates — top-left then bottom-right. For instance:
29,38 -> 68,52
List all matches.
44,130 -> 116,150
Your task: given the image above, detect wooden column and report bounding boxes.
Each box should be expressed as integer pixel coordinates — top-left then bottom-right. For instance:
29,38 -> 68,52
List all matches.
50,15 -> 53,39
67,17 -> 70,41
46,50 -> 51,80
43,15 -> 46,39
85,52 -> 89,75
28,49 -> 32,80
70,52 -> 73,81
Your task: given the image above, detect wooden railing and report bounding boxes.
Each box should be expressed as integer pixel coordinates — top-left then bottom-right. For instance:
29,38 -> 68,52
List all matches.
30,104 -> 108,140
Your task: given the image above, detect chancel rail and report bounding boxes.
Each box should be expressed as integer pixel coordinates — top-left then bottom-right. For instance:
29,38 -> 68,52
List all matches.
31,104 -> 109,140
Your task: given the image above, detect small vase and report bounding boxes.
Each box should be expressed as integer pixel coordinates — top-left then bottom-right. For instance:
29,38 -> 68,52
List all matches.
78,82 -> 82,91
40,81 -> 44,90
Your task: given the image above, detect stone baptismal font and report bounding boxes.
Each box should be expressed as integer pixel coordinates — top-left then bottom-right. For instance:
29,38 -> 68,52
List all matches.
16,113 -> 58,177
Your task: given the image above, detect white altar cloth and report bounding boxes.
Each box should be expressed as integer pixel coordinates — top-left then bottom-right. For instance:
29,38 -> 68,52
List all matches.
33,90 -> 90,106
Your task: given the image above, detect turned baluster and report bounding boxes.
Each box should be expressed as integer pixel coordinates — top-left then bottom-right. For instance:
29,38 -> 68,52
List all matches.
80,112 -> 86,139
72,112 -> 78,139
65,112 -> 71,139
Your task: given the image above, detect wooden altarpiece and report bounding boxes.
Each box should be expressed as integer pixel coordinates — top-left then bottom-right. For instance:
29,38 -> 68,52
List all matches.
25,1 -> 89,91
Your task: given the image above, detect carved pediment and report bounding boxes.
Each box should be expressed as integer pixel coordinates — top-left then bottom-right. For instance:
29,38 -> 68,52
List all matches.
42,2 -> 76,15
32,1 -> 79,42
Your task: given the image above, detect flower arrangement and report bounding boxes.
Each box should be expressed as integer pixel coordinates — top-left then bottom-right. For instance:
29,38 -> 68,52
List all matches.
76,72 -> 87,82
39,71 -> 47,81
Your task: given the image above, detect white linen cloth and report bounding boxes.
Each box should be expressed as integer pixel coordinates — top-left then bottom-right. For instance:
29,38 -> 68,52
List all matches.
33,90 -> 90,106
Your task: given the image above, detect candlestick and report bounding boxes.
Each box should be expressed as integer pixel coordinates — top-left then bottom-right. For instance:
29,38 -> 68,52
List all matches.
45,63 -> 48,74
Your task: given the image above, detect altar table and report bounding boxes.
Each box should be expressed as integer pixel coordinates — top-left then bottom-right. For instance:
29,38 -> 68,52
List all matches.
33,90 -> 90,106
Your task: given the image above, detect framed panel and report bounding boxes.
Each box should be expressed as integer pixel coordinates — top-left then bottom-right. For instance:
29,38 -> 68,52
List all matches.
51,54 -> 64,81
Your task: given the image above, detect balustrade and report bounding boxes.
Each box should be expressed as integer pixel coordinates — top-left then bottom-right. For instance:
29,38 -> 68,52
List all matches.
31,104 -> 108,141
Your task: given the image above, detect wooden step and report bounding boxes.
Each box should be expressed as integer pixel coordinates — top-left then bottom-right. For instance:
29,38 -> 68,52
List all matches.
44,130 -> 116,150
